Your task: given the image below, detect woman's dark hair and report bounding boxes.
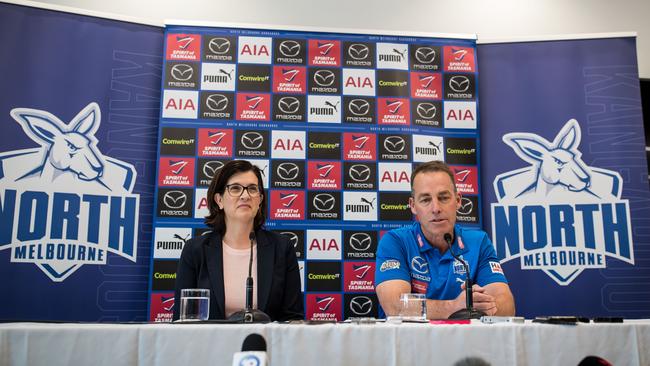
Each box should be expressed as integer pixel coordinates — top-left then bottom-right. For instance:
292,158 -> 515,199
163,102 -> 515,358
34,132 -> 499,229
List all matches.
205,160 -> 266,233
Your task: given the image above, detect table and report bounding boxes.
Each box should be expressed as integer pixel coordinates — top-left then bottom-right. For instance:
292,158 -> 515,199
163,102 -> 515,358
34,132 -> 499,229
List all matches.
1,320 -> 649,365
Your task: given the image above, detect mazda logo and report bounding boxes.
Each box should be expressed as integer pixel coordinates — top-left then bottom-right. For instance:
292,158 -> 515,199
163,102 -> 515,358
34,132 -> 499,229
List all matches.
348,99 -> 370,116
313,193 -> 336,212
278,97 -> 300,114
348,43 -> 370,60
314,70 -> 335,86
349,164 -> 371,182
349,296 -> 373,315
349,232 -> 372,251
163,191 -> 187,209
208,37 -> 231,54
457,197 -> 473,215
170,64 -> 193,81
241,132 -> 264,150
277,162 -> 300,180
280,231 -> 299,248
416,102 -> 436,119
205,94 -> 229,111
202,161 -> 224,179
415,47 -> 436,64
383,136 -> 406,153
411,256 -> 429,275
279,40 -> 301,57
449,75 -> 470,92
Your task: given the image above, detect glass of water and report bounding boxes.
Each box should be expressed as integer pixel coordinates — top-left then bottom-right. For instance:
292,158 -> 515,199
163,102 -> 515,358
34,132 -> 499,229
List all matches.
399,293 -> 427,321
180,288 -> 210,321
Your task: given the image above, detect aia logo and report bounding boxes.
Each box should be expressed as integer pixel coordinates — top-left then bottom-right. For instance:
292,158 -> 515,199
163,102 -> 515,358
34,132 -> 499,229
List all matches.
166,33 -> 200,61
308,39 -> 341,66
162,90 -> 198,119
271,130 -> 306,159
378,162 -> 411,191
342,69 -> 376,96
443,45 -> 475,72
238,36 -> 272,64
444,101 -> 477,129
492,119 -> 634,285
306,229 -> 341,259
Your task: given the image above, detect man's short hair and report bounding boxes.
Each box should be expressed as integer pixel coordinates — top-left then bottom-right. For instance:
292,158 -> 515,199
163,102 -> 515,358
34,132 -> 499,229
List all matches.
410,160 -> 457,194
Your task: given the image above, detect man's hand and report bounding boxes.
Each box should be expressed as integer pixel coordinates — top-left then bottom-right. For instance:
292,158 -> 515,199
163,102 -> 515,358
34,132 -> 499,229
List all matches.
456,283 -> 497,315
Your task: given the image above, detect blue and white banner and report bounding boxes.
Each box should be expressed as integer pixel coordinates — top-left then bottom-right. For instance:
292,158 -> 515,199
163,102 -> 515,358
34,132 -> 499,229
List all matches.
478,36 -> 650,318
0,3 -> 163,321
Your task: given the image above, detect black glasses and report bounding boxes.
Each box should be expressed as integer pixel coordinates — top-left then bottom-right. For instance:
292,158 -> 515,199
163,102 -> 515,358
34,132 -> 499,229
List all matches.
225,184 -> 261,197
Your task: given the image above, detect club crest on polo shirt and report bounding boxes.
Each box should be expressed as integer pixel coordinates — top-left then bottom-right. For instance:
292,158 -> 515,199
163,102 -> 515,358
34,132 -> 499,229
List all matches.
0,103 -> 139,282
491,119 -> 634,286
380,259 -> 400,272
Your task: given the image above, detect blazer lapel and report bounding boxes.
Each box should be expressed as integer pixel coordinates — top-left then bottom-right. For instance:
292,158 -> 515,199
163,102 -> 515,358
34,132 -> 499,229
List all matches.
205,232 -> 226,318
256,230 -> 274,311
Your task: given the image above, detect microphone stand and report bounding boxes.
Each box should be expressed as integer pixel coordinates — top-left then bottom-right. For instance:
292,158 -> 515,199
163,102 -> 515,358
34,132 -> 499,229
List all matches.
444,233 -> 485,320
228,232 -> 271,323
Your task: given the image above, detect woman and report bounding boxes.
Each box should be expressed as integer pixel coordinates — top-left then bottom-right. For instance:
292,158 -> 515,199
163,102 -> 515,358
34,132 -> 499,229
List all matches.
173,160 -> 304,321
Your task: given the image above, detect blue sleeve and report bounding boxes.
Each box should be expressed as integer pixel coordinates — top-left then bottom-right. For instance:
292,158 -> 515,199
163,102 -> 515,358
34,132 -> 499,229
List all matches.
374,231 -> 411,286
475,233 -> 508,287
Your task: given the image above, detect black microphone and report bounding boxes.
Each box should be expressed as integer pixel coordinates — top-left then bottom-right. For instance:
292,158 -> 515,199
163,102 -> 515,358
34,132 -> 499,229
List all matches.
245,232 -> 255,311
242,333 -> 266,351
228,232 -> 271,323
232,333 -> 268,365
444,233 -> 485,320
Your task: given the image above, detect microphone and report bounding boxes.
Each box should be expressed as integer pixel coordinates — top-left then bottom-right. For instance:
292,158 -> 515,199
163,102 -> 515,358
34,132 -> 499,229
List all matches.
444,233 -> 485,320
231,333 -> 268,366
228,232 -> 271,323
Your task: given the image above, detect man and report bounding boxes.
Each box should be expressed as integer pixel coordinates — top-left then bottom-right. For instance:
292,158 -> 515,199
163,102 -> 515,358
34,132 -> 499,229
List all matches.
375,161 -> 515,319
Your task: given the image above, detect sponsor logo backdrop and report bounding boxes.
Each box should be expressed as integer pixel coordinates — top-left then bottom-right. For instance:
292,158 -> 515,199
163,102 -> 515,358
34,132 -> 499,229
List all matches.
152,24 -> 482,321
478,37 -> 650,318
0,3 -> 162,321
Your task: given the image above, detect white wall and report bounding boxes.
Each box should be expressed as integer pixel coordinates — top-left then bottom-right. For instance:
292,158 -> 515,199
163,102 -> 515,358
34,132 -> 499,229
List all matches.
15,0 -> 650,78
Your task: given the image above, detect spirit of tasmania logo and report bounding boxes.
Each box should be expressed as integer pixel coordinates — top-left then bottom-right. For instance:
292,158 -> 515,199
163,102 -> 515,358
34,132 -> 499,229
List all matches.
0,103 -> 139,282
491,119 -> 633,285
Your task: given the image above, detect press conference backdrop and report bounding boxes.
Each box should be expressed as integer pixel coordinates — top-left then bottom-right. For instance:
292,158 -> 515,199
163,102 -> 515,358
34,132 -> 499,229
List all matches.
0,2 -> 162,321
149,24 -> 482,321
479,36 -> 650,318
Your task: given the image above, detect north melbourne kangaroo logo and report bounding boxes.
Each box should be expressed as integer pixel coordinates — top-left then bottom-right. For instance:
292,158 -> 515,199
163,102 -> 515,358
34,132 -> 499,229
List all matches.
0,102 -> 140,282
491,119 -> 634,285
